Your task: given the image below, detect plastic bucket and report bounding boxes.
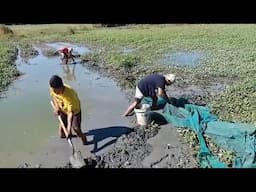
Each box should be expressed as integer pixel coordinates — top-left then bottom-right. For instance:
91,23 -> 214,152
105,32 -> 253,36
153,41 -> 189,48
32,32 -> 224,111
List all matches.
134,104 -> 151,126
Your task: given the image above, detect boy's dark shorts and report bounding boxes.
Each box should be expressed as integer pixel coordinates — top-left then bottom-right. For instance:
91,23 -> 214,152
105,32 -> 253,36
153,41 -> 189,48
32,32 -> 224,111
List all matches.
59,111 -> 81,131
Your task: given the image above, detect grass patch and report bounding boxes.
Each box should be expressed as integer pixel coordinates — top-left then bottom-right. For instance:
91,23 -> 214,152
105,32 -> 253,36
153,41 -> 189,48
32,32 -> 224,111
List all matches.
210,78 -> 256,123
0,43 -> 20,91
108,53 -> 140,68
81,52 -> 103,63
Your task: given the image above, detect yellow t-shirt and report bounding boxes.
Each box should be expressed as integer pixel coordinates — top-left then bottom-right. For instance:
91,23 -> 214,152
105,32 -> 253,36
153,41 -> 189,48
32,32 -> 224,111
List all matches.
50,84 -> 81,115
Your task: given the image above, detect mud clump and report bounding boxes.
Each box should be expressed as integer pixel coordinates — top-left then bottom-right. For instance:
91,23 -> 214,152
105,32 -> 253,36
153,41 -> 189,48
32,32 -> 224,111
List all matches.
18,163 -> 42,168
42,48 -> 59,57
96,124 -> 160,168
175,94 -> 209,106
64,157 -> 98,168
19,44 -> 39,59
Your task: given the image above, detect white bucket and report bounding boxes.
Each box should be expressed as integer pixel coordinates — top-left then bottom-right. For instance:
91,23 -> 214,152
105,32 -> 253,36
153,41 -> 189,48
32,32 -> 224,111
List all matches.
134,104 -> 151,126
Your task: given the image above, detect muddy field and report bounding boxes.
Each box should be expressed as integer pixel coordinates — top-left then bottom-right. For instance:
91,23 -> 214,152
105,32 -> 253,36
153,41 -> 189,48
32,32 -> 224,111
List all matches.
76,55 -> 232,168
1,24 -> 254,168
14,42 -> 233,168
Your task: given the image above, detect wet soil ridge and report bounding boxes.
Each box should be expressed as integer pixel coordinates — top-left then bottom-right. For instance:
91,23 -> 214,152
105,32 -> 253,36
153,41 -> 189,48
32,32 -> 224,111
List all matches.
20,124 -> 161,168
95,124 -> 161,168
19,43 -> 39,59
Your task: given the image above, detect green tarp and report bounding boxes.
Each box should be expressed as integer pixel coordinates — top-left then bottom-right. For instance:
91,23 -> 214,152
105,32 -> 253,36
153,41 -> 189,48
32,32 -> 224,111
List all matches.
142,96 -> 256,168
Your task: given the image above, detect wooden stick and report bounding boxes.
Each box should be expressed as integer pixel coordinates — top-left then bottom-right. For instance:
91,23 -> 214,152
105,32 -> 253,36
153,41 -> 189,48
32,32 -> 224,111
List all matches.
50,101 -> 74,152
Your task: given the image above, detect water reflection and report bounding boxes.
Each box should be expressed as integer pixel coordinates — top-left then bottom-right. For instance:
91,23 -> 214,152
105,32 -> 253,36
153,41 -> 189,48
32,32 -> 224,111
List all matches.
161,51 -> 204,67
62,63 -> 76,81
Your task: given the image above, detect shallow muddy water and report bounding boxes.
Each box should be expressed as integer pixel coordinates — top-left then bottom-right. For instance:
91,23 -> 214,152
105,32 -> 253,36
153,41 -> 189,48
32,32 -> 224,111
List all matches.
0,42 -> 131,167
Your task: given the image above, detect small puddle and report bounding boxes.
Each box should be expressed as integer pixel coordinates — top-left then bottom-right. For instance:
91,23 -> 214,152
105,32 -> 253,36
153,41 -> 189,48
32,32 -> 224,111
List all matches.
0,43 -> 131,167
161,51 -> 204,67
123,48 -> 134,53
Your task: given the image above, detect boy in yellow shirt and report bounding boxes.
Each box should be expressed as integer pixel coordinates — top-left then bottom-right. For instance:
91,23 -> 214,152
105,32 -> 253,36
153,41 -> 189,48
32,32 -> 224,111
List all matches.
49,75 -> 87,145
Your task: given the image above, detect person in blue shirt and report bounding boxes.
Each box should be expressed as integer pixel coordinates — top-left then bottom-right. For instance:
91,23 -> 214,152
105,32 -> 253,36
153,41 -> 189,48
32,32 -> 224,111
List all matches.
122,73 -> 176,117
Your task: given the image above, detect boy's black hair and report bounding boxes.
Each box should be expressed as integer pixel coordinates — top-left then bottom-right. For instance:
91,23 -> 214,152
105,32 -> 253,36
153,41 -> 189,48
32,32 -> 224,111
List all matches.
49,75 -> 64,88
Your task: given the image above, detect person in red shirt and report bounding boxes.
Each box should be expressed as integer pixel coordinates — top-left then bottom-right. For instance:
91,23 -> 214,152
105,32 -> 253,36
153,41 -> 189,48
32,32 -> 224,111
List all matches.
57,47 -> 76,64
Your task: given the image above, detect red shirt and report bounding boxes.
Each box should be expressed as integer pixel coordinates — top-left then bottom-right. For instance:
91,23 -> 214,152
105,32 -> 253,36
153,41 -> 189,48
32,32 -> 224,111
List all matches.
62,47 -> 69,54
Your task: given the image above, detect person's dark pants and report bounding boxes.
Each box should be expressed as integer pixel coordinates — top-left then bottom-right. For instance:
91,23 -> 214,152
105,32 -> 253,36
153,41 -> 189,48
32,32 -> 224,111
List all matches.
59,111 -> 87,145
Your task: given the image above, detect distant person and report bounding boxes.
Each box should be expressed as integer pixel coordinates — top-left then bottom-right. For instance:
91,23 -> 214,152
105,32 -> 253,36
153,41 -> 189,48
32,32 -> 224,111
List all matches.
57,47 -> 76,64
49,75 -> 87,145
122,73 -> 176,117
